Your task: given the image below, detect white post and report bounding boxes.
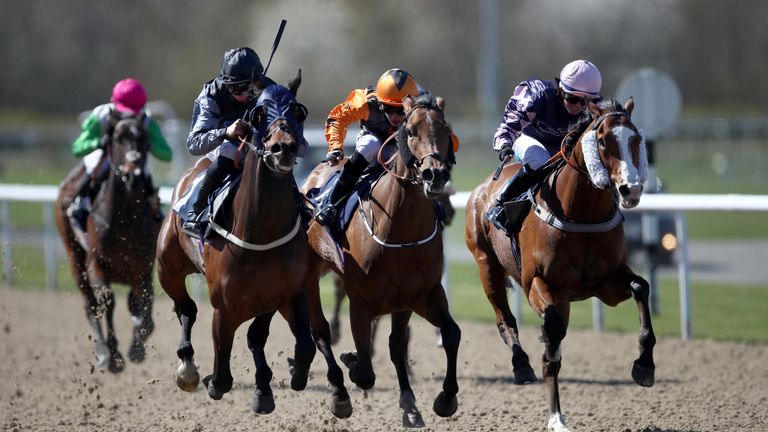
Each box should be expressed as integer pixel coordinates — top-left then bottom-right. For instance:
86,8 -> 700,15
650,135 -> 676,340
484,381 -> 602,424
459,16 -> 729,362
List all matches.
592,298 -> 604,332
675,211 -> 691,340
1,201 -> 12,287
42,203 -> 58,291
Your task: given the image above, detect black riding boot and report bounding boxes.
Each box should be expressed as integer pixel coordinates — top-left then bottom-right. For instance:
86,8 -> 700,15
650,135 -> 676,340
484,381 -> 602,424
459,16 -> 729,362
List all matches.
315,152 -> 369,226
66,173 -> 99,230
182,157 -> 236,237
486,163 -> 538,233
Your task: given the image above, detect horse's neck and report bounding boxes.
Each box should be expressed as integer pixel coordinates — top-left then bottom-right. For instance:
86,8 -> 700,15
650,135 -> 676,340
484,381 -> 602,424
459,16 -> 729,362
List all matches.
369,174 -> 433,235
555,149 -> 616,222
231,153 -> 296,239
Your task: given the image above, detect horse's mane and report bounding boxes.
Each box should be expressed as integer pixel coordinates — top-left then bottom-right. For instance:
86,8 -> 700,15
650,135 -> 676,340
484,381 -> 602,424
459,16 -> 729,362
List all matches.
562,98 -> 627,150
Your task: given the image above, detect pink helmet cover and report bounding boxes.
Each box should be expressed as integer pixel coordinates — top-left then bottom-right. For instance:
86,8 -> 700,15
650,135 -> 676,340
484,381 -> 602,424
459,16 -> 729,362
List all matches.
559,60 -> 602,98
111,78 -> 147,114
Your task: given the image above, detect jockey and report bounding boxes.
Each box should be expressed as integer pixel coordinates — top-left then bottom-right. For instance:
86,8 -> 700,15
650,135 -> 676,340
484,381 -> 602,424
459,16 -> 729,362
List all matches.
314,68 -> 419,226
486,59 -> 602,233
182,47 -> 276,236
68,78 -> 172,229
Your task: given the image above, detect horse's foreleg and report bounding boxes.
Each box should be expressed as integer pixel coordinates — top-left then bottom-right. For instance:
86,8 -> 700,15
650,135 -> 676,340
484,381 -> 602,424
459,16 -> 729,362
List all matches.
246,312 -> 276,415
307,272 -> 352,418
531,275 -> 571,432
204,309 -> 236,400
87,259 -> 124,374
343,299 -> 375,390
279,294 -> 316,391
330,274 -> 345,344
390,311 -> 425,428
475,251 -> 535,384
629,275 -> 656,387
127,276 -> 155,363
413,285 -> 460,419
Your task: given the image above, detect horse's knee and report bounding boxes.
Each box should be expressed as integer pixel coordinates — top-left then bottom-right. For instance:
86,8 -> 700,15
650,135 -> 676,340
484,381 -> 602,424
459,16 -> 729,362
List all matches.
541,306 -> 566,346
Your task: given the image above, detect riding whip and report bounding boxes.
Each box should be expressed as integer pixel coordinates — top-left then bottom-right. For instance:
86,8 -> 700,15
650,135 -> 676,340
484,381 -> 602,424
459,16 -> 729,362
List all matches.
492,155 -> 510,181
262,19 -> 287,77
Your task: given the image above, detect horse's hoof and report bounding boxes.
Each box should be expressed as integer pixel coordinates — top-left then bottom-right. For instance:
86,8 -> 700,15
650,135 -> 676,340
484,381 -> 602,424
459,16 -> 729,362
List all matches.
287,357 -> 310,391
548,413 -> 571,432
203,375 -> 224,400
175,361 -> 200,392
513,363 -> 537,385
402,409 -> 426,428
108,352 -> 125,374
250,389 -> 275,415
330,393 -> 353,419
339,351 -> 358,368
128,342 -> 146,363
432,391 -> 458,417
632,360 -> 655,387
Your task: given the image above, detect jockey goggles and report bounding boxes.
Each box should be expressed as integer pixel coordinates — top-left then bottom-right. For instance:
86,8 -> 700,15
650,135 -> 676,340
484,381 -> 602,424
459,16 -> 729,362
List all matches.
381,104 -> 405,116
227,81 -> 254,96
563,93 -> 587,105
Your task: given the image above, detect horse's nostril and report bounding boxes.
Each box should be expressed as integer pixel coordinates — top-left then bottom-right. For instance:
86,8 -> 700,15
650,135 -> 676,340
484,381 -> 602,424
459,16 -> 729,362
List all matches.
422,169 -> 434,182
270,143 -> 282,154
619,185 -> 630,196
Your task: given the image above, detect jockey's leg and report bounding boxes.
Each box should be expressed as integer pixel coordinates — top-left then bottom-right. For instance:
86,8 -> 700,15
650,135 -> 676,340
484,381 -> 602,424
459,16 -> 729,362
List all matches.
315,151 -> 368,226
182,156 -> 235,236
67,171 -> 100,230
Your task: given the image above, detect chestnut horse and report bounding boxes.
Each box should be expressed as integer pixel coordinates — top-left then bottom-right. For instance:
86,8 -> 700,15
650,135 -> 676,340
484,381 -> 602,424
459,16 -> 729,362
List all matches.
55,113 -> 157,373
465,97 -> 656,432
155,75 -> 351,418
302,93 -> 461,428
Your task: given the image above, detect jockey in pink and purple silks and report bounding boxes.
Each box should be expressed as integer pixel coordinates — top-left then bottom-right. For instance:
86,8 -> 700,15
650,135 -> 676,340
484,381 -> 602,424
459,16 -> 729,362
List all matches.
486,60 -> 603,234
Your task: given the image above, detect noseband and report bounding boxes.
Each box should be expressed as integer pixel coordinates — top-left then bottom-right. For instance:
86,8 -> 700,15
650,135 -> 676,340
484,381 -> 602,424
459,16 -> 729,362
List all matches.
239,119 -> 296,173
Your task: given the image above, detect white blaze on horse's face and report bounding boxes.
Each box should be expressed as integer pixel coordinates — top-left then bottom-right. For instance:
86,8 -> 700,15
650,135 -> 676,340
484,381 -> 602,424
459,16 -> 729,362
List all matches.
611,126 -> 648,209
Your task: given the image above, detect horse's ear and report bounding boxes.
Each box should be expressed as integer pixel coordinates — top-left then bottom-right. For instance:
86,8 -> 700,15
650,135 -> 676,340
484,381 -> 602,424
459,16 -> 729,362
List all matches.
623,96 -> 635,115
287,69 -> 302,96
436,96 -> 445,111
403,95 -> 415,113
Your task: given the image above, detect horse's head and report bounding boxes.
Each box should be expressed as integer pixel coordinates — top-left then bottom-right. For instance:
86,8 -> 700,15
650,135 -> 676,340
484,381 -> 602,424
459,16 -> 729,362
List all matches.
107,111 -> 149,191
245,70 -> 308,175
578,97 -> 648,209
395,92 -> 454,198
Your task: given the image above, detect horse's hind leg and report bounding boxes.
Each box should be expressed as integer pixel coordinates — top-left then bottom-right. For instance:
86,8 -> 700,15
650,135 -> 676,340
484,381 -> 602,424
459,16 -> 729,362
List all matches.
247,312 -> 277,415
413,285 -> 461,419
306,270 -> 352,418
127,276 -> 155,363
279,294 -> 316,391
629,275 -> 656,387
474,249 -> 535,383
390,311 -> 425,428
203,308 -> 237,400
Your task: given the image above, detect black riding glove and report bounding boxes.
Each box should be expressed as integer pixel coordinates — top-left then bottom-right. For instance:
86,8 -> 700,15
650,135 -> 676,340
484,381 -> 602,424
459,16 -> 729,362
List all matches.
498,145 -> 514,161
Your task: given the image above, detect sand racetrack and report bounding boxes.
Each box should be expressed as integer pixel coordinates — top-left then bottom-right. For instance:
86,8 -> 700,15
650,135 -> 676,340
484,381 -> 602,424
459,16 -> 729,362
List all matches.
1,288 -> 766,432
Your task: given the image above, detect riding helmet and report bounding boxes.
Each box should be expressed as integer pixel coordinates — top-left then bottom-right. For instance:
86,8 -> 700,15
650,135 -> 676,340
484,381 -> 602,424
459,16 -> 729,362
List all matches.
111,78 -> 147,115
219,47 -> 264,84
375,69 -> 419,107
558,60 -> 602,99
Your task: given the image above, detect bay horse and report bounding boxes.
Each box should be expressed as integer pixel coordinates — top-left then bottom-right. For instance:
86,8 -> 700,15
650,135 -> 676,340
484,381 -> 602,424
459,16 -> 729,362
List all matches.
55,112 -> 158,373
465,97 -> 656,432
155,73 -> 351,418
302,93 -> 461,428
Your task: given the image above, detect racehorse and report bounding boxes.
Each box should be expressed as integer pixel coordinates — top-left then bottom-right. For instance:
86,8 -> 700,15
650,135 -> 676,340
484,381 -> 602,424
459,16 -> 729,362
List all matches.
55,112 -> 158,373
327,190 -> 456,345
302,92 -> 461,428
465,97 -> 656,432
155,73 -> 351,418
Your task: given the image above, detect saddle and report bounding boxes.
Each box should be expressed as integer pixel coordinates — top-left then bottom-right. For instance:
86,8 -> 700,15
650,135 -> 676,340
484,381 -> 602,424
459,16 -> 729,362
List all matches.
173,171 -> 243,240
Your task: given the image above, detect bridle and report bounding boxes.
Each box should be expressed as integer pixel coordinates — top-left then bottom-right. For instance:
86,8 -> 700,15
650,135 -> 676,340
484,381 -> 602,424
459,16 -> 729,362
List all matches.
237,118 -> 297,174
376,104 -> 454,185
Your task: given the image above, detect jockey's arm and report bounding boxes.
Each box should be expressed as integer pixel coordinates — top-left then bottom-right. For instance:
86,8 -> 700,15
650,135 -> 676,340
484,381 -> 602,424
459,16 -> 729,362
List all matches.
492,83 -> 537,151
324,89 -> 369,153
146,118 -> 172,161
71,112 -> 102,158
186,95 -> 227,156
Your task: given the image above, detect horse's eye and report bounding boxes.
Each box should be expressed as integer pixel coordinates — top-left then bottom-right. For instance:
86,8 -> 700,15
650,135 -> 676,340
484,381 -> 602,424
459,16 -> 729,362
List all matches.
598,137 -> 607,149
407,129 -> 415,138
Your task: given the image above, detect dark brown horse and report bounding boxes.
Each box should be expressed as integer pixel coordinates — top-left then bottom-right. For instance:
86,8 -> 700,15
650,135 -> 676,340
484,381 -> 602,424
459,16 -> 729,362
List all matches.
56,113 -> 158,373
302,93 -> 460,428
155,75 -> 351,418
465,98 -> 656,432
